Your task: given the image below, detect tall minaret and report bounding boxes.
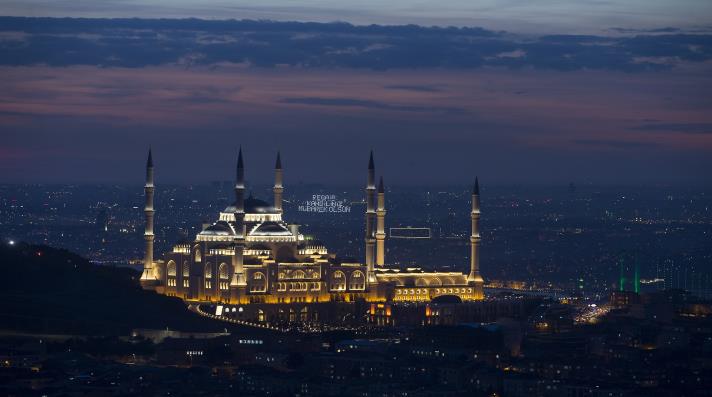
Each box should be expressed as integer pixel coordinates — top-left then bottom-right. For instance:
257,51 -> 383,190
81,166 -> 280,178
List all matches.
376,176 -> 386,266
468,178 -> 484,288
231,147 -> 247,288
273,151 -> 283,213
235,147 -> 245,215
141,148 -> 157,284
365,151 -> 376,279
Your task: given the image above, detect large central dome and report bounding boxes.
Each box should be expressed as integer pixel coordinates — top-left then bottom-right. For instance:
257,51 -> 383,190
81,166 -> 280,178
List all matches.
224,195 -> 277,214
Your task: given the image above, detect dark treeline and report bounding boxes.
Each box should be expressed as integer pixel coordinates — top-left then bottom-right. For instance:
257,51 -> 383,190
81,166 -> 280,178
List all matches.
0,242 -> 233,335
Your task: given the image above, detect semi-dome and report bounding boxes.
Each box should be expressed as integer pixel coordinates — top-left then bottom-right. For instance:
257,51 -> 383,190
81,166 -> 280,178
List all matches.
201,221 -> 234,236
250,221 -> 292,236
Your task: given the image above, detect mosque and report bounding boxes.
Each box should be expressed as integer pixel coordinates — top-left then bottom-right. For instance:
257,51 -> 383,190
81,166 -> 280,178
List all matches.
139,148 -> 484,310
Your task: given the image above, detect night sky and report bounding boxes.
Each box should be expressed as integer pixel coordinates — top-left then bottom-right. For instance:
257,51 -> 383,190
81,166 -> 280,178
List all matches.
1,2 -> 711,186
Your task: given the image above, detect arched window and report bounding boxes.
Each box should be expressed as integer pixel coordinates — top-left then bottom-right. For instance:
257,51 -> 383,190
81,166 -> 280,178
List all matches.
415,277 -> 428,287
250,272 -> 267,292
258,309 -> 265,323
349,270 -> 365,290
331,270 -> 346,291
218,263 -> 230,290
182,262 -> 190,277
219,263 -> 229,279
166,260 -> 177,287
194,247 -> 202,262
294,270 -> 305,279
300,307 -> 308,322
167,260 -> 177,277
204,263 -> 213,291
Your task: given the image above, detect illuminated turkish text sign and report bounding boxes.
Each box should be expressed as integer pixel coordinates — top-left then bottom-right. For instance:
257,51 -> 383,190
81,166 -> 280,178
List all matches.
298,194 -> 351,213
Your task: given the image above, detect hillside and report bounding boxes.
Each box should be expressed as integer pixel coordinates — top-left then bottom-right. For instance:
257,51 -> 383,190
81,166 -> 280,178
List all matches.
0,242 -> 229,335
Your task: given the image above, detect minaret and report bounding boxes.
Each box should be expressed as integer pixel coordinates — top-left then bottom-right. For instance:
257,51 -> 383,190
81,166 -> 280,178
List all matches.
231,148 -> 247,289
235,147 -> 245,215
365,151 -> 376,281
273,151 -> 283,213
376,176 -> 386,266
468,178 -> 484,290
140,148 -> 157,284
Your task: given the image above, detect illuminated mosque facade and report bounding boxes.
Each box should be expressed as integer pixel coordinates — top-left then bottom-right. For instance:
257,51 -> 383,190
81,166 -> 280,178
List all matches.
140,148 -> 484,308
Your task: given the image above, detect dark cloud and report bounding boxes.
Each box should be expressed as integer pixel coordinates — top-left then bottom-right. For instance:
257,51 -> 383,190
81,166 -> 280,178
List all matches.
573,139 -> 658,149
280,97 -> 465,114
0,109 -> 84,120
619,34 -> 712,62
610,27 -> 681,34
2,17 -> 712,71
383,84 -> 443,92
631,123 -> 712,134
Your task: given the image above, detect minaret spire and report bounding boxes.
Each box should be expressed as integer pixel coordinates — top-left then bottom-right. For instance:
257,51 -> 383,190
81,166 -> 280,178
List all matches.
467,177 -> 484,298
140,147 -> 157,285
235,147 -> 245,213
231,147 -> 247,291
376,176 -> 386,266
273,151 -> 283,213
365,150 -> 377,282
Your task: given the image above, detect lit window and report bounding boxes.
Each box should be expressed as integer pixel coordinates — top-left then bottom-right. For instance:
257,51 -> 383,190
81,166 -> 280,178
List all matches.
167,261 -> 177,277
219,263 -> 230,280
